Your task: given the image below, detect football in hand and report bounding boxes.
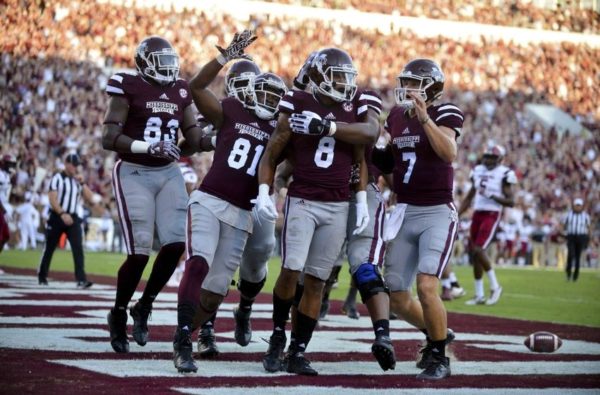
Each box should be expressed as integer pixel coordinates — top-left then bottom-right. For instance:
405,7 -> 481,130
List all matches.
524,331 -> 563,353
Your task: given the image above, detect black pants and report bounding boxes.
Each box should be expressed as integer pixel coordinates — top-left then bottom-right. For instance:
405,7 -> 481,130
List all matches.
38,212 -> 87,282
566,234 -> 589,281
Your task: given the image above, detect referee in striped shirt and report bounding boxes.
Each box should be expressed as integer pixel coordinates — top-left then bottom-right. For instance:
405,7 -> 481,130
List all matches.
562,198 -> 592,282
38,153 -> 95,288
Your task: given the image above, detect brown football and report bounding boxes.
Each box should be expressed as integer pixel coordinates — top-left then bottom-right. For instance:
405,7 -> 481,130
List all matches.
524,331 -> 563,353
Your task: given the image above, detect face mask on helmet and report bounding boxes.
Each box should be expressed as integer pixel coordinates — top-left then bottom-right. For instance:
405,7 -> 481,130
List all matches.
394,59 -> 445,109
482,145 -> 505,169
253,73 -> 287,120
227,72 -> 257,108
310,51 -> 358,102
135,37 -> 180,86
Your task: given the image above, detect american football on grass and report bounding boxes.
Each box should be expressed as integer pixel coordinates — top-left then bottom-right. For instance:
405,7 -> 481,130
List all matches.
524,331 -> 563,353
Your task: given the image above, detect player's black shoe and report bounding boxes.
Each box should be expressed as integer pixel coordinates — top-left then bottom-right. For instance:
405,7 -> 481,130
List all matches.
416,328 -> 455,369
233,307 -> 252,346
130,301 -> 151,346
416,355 -> 451,380
371,335 -> 396,371
285,351 -> 318,376
173,327 -> 197,373
197,326 -> 219,358
262,332 -> 286,372
107,309 -> 129,353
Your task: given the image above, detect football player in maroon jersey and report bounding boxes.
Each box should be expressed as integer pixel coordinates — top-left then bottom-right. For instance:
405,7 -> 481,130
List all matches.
375,59 -> 464,380
102,36 -> 209,354
172,31 -> 288,374
255,48 -> 376,376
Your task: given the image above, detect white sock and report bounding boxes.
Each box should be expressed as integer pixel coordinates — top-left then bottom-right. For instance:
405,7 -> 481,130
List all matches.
441,278 -> 452,288
475,279 -> 484,299
487,269 -> 500,290
449,272 -> 457,283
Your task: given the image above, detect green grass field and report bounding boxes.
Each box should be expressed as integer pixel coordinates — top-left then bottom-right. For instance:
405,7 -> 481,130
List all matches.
2,249 -> 599,327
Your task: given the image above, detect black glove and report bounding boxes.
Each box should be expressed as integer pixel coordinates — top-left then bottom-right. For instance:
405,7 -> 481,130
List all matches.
293,51 -> 318,90
289,112 -> 335,136
216,29 -> 257,63
148,140 -> 181,161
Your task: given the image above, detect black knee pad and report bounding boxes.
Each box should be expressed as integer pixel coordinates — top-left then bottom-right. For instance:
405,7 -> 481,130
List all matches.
237,276 -> 266,300
353,263 -> 389,303
292,282 -> 304,308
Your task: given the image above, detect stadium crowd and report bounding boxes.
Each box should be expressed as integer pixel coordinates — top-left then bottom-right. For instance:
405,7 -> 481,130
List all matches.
0,0 -> 598,265
264,0 -> 600,34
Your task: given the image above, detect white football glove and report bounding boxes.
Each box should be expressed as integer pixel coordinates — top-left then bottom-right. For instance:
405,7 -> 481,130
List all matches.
148,140 -> 181,161
289,111 -> 336,136
353,190 -> 369,235
251,184 -> 278,222
216,29 -> 257,65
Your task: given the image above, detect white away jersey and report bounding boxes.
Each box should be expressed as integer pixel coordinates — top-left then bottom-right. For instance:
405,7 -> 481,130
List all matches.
471,164 -> 517,212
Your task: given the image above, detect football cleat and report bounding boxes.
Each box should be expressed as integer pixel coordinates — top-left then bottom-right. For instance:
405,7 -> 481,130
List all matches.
416,355 -> 451,380
285,351 -> 318,376
107,309 -> 129,353
341,301 -> 360,319
485,286 -> 503,305
76,281 -> 93,289
465,296 -> 486,305
197,326 -> 220,358
130,301 -> 152,346
450,286 -> 467,298
416,328 -> 455,369
441,287 -> 453,301
371,335 -> 396,371
233,307 -> 252,346
262,332 -> 287,372
173,327 -> 197,373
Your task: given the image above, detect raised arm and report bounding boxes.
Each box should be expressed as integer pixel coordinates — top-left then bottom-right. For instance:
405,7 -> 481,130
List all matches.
190,30 -> 257,130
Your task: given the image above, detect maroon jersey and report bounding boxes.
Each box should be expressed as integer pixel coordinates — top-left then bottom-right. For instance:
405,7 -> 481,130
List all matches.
200,97 -> 276,210
106,72 -> 193,167
278,90 -> 368,201
385,102 -> 464,205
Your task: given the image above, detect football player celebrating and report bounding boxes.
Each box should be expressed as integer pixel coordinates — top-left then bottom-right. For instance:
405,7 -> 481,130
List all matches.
291,62 -> 395,370
172,30 -> 287,374
458,144 -> 515,305
193,59 -> 275,360
102,36 -> 209,354
256,48 -> 373,376
375,59 -> 463,380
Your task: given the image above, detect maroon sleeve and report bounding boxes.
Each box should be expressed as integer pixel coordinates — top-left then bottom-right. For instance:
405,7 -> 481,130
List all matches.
277,90 -> 298,115
433,103 -> 464,136
106,72 -> 131,101
359,90 -> 383,116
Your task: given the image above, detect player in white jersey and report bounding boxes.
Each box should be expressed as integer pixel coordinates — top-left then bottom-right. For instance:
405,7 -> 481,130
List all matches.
0,155 -> 17,253
457,145 -> 516,305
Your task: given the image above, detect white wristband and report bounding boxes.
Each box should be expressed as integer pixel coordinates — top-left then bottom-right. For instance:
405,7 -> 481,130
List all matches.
356,190 -> 367,204
258,184 -> 270,197
216,54 -> 227,66
328,121 -> 337,136
210,135 -> 217,149
130,140 -> 151,153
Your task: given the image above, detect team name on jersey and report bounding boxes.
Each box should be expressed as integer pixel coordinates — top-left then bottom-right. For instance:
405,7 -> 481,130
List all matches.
146,101 -> 179,115
234,123 -> 271,141
393,135 -> 420,149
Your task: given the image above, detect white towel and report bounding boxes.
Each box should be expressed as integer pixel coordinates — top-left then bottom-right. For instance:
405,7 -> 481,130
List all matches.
383,203 -> 408,242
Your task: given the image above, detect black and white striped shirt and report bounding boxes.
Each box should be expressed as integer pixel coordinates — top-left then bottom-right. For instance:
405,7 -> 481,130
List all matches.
564,210 -> 591,236
49,172 -> 82,215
